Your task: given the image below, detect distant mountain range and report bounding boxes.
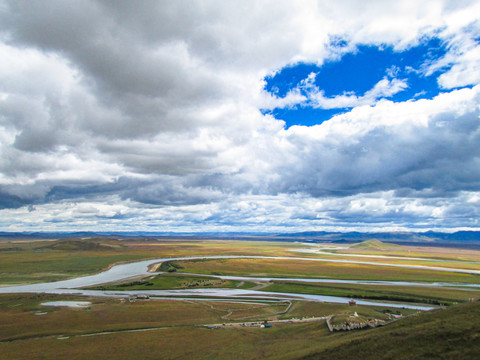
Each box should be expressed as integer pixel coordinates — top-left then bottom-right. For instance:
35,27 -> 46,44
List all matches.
273,230 -> 480,242
1,230 -> 480,248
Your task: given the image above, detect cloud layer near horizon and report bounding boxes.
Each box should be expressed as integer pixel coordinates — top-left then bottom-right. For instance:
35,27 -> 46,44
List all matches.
1,1 -> 480,232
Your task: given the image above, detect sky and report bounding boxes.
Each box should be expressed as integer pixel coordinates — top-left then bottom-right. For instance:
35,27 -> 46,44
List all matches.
1,1 -> 480,233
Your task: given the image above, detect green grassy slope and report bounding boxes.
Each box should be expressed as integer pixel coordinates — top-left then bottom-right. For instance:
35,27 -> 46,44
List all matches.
349,239 -> 399,250
39,238 -> 126,251
301,300 -> 480,360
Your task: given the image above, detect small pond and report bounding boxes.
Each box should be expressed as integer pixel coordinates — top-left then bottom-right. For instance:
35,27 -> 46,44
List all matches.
41,301 -> 91,308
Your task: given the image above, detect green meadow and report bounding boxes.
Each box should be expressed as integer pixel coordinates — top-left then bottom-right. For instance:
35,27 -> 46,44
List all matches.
90,273 -> 257,291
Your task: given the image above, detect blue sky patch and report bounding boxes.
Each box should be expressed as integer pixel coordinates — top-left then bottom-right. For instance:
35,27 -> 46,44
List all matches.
263,37 -> 452,128
264,107 -> 347,127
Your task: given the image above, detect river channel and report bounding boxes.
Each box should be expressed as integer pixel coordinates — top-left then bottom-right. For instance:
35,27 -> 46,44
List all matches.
1,255 -> 478,310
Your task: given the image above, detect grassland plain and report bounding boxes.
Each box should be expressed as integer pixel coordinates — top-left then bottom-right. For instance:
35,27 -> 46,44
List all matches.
297,254 -> 480,271
2,238 -> 480,285
1,292 -> 479,359
1,238 -> 480,359
0,322 -> 333,360
0,238 -> 302,284
0,293 -> 352,340
172,258 -> 480,283
0,293 -> 384,359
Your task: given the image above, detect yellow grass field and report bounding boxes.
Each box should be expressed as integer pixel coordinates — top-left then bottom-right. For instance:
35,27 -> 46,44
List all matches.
173,257 -> 480,283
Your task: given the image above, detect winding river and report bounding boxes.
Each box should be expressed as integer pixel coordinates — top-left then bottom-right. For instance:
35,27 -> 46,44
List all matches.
1,254 -> 479,310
